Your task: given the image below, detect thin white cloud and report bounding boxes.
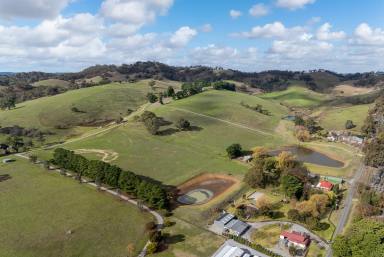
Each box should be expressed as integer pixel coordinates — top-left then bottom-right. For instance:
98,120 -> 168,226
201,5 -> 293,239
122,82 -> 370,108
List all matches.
276,0 -> 316,10
229,9 -> 242,19
249,4 -> 269,17
316,23 -> 346,41
0,0 -> 71,19
200,23 -> 213,33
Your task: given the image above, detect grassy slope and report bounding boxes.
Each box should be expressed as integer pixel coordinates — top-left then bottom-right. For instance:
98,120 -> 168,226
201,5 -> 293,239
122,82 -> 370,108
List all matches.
32,79 -> 70,87
259,86 -> 329,108
0,157 -> 151,257
317,104 -> 371,132
52,90 -> 288,185
0,80 -> 179,141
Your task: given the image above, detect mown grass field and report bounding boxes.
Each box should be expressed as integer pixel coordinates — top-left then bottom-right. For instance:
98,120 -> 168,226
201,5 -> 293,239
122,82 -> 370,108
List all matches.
317,104 -> 371,132
0,157 -> 151,257
260,86 -> 329,108
0,80 -> 179,142
39,90 -> 288,185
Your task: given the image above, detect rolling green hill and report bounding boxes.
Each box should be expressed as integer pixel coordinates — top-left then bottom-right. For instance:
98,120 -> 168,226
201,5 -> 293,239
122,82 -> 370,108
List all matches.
259,86 -> 330,108
42,90 -> 288,185
0,80 -> 179,141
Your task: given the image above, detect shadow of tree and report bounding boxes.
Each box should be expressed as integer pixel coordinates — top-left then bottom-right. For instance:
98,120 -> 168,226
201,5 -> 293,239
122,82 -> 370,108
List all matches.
162,233 -> 186,244
0,174 -> 12,182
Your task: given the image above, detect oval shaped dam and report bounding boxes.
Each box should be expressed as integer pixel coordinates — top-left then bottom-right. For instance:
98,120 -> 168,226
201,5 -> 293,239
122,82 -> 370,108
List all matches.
269,146 -> 344,168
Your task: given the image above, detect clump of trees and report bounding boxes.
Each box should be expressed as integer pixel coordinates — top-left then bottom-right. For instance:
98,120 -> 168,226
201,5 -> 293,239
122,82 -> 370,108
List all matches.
137,111 -> 193,135
356,183 -> 384,217
176,118 -> 191,131
287,193 -> 331,230
0,94 -> 16,110
213,81 -> 236,91
345,120 -> 356,129
138,111 -> 161,135
362,95 -> 384,167
52,148 -> 168,209
244,150 -> 309,190
293,116 -> 322,141
174,81 -> 209,100
364,133 -> 384,167
332,219 -> 384,257
226,143 -> 243,159
146,92 -> 158,103
240,101 -> 271,116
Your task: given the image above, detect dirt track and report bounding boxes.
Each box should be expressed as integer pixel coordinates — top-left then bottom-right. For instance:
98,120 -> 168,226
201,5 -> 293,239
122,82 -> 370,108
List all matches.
74,149 -> 119,162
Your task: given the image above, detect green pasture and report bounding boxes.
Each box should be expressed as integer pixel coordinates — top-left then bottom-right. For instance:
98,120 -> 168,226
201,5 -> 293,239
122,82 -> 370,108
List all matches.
260,86 -> 329,108
0,157 -> 151,257
39,90 -> 288,185
318,104 -> 371,132
0,80 -> 177,141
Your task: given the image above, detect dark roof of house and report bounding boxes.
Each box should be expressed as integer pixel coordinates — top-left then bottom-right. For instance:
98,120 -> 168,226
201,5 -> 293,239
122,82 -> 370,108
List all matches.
226,219 -> 250,234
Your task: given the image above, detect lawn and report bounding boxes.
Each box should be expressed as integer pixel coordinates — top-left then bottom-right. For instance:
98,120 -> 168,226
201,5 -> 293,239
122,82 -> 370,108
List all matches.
259,86 -> 329,108
251,224 -> 291,249
317,104 -> 372,133
0,157 -> 151,257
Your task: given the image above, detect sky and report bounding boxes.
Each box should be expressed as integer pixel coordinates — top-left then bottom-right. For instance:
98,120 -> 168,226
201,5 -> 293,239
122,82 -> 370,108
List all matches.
0,0 -> 383,73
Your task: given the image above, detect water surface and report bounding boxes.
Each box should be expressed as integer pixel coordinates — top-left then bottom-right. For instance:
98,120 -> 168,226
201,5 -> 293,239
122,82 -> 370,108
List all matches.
269,146 -> 344,168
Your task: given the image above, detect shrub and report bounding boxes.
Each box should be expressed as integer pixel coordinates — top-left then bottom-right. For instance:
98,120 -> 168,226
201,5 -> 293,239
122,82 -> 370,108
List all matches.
146,242 -> 158,254
226,143 -> 242,159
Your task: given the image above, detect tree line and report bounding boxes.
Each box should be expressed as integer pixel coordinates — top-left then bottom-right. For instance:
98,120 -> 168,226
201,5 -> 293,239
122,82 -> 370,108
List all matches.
52,148 -> 168,209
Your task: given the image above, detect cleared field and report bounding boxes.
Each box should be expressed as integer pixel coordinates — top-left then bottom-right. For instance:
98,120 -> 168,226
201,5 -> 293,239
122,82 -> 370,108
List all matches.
41,90 -> 288,185
260,86 -> 329,108
317,104 -> 371,132
32,79 -> 70,88
0,80 -> 178,141
332,84 -> 376,96
0,158 -> 151,257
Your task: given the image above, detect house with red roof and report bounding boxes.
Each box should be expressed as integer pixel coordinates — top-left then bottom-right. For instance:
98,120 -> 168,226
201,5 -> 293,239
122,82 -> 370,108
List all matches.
280,231 -> 311,250
316,180 -> 334,191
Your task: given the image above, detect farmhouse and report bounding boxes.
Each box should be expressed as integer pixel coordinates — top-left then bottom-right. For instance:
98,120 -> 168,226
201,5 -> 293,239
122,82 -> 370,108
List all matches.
213,212 -> 250,236
280,230 -> 311,250
316,180 -> 334,191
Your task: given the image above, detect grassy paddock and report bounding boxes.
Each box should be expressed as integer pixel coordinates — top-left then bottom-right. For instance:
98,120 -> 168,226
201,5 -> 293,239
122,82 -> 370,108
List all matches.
317,104 -> 372,133
259,86 -> 329,108
38,90 -> 288,185
0,80 -> 179,142
0,158 -> 151,257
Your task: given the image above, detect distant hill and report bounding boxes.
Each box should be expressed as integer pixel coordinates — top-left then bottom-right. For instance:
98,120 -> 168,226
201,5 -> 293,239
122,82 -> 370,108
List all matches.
1,62 -> 384,104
